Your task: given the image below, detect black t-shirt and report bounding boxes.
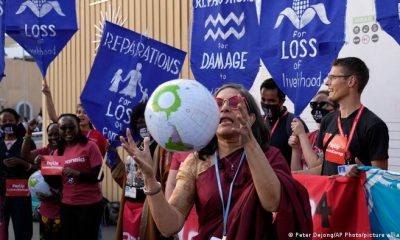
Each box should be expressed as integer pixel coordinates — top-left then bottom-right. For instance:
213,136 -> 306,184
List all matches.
0,137 -> 36,195
317,107 -> 389,176
266,108 -> 309,166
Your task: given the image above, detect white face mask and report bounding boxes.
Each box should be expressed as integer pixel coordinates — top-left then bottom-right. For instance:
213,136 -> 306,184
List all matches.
139,127 -> 150,139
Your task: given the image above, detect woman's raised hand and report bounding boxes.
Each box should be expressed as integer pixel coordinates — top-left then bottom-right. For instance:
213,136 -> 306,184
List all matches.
291,118 -> 306,136
234,95 -> 255,145
120,128 -> 154,179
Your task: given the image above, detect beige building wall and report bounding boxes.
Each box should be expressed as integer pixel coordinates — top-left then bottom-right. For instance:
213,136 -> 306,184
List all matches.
0,59 -> 42,119
44,0 -> 192,201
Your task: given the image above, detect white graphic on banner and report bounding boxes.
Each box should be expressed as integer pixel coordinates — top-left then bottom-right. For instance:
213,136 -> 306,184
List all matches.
204,27 -> 246,41
139,88 -> 148,103
274,0 -> 330,29
109,69 -> 123,92
16,0 -> 66,17
204,12 -> 245,41
204,12 -> 245,27
119,63 -> 143,99
398,3 -> 400,20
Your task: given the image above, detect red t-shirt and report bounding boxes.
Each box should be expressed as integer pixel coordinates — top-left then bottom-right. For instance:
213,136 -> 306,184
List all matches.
56,141 -> 103,205
170,152 -> 190,170
82,129 -> 107,156
32,146 -> 52,156
32,147 -> 61,219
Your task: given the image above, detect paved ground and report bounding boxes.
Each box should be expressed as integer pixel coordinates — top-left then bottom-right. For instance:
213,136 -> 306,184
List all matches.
8,221 -> 117,240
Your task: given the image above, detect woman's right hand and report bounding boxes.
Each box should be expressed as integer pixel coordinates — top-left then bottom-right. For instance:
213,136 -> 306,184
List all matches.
291,118 -> 306,136
120,128 -> 154,180
288,135 -> 301,150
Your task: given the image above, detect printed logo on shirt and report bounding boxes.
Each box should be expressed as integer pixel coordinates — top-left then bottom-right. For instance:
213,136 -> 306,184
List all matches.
67,177 -> 75,184
64,157 -> 85,164
323,133 -> 347,165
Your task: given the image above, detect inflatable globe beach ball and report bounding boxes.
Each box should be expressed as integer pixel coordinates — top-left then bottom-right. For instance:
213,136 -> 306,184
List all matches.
28,170 -> 52,198
145,79 -> 219,152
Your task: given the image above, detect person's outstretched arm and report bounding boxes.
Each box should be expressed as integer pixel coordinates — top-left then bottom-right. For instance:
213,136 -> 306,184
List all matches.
120,129 -> 186,237
42,79 -> 58,122
235,102 -> 281,212
289,135 -> 303,171
21,119 -> 38,163
292,119 -> 321,168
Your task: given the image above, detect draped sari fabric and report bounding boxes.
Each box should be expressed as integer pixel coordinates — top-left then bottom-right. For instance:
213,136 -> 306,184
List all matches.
170,147 -> 313,239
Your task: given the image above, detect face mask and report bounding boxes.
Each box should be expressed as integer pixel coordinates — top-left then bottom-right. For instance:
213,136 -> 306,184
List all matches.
261,103 -> 280,121
0,123 -> 17,135
311,108 -> 330,123
139,127 -> 151,139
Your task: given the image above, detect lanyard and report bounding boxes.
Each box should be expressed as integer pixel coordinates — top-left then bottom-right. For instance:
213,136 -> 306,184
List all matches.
337,105 -> 364,159
270,111 -> 288,137
214,151 -> 245,238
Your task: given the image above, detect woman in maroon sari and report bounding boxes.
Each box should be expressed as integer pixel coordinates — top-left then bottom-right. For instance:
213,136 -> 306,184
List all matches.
121,83 -> 312,239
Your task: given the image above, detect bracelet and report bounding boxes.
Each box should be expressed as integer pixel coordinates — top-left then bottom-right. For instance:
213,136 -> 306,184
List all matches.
143,181 -> 162,196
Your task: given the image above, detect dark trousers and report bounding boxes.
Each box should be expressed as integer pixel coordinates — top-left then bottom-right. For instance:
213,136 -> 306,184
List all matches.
40,214 -> 62,240
60,201 -> 103,240
4,196 -> 33,240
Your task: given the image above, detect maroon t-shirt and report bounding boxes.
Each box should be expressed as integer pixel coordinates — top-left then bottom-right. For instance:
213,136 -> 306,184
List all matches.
56,141 -> 103,205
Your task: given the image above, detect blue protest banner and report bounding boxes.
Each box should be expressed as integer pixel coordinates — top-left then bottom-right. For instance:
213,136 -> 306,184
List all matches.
0,0 -> 5,82
260,0 -> 346,115
360,166 -> 400,239
80,21 -> 186,152
190,0 -> 259,92
5,0 -> 78,77
375,0 -> 400,45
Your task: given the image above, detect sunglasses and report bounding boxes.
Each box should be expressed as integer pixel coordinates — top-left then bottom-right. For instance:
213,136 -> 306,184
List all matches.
309,101 -> 333,109
59,125 -> 76,131
215,96 -> 245,110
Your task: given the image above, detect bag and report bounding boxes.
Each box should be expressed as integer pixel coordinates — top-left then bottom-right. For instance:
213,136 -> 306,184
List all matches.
103,201 -> 120,226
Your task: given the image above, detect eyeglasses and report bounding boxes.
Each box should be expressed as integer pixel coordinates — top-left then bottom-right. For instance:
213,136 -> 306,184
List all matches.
59,125 -> 76,131
309,101 -> 333,109
215,96 -> 245,110
327,74 -> 352,81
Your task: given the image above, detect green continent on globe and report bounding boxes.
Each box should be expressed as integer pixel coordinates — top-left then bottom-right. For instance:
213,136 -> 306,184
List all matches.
152,84 -> 181,119
165,138 -> 194,151
29,178 -> 38,188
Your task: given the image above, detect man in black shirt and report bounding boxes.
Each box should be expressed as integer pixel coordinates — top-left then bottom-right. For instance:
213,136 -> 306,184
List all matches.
317,57 -> 389,175
260,78 -> 308,166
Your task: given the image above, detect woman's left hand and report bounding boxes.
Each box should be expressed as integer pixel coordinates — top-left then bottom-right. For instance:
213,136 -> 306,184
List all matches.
234,96 -> 255,145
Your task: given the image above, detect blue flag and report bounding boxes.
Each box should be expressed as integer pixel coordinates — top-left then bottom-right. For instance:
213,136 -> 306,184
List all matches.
0,0 -> 5,81
5,0 -> 78,77
80,21 -> 186,153
190,1 -> 259,92
260,0 -> 346,115
360,166 -> 400,239
375,0 -> 400,45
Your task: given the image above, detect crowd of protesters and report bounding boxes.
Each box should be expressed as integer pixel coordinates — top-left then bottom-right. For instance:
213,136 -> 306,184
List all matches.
0,57 -> 390,239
